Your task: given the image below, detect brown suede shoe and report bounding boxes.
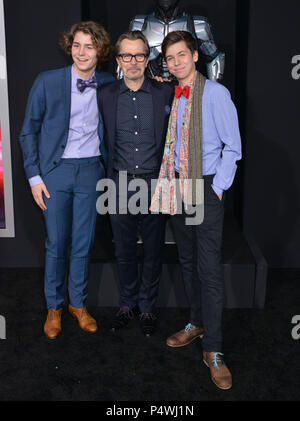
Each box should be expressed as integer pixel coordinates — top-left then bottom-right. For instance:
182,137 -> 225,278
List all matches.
68,305 -> 98,333
166,323 -> 204,348
203,351 -> 232,390
44,309 -> 63,340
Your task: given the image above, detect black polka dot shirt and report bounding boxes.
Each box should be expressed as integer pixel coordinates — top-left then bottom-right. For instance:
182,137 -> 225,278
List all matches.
114,78 -> 158,174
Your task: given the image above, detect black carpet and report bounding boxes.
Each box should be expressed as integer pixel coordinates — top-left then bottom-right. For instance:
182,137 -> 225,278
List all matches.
0,268 -> 299,401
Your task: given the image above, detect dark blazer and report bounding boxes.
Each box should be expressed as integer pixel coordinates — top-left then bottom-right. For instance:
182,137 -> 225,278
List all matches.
19,66 -> 115,179
98,78 -> 174,177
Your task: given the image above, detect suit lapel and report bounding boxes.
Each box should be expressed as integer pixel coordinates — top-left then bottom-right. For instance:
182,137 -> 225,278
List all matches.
150,82 -> 166,151
95,72 -> 104,141
61,66 -> 72,126
103,80 -> 122,150
95,71 -> 104,113
95,71 -> 107,89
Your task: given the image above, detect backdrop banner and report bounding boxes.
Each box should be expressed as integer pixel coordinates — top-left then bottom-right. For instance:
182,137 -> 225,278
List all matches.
0,0 -> 14,237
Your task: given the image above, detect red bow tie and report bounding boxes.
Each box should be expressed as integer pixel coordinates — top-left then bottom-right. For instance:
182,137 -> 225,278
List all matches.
175,85 -> 191,99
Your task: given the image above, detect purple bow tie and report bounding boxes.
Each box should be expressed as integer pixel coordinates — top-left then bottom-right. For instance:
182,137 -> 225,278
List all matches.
76,76 -> 98,93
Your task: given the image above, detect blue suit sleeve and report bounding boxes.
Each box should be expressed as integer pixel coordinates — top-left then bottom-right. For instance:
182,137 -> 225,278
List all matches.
19,73 -> 46,179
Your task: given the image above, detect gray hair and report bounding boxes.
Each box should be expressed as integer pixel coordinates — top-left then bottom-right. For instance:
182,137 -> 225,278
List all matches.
115,30 -> 150,56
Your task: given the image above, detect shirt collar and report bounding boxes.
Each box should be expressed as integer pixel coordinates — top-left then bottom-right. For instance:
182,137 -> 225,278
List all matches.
120,77 -> 151,94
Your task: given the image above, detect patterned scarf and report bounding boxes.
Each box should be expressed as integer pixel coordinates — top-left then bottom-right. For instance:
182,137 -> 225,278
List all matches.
150,71 -> 206,215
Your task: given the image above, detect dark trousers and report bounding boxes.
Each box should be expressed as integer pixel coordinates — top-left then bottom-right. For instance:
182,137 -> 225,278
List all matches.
109,172 -> 166,313
171,175 -> 225,352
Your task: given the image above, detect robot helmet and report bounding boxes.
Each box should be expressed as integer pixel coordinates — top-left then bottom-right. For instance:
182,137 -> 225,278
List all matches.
156,0 -> 180,11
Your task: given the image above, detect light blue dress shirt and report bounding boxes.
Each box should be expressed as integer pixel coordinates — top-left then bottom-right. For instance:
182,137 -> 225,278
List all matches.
174,79 -> 242,196
29,66 -> 100,187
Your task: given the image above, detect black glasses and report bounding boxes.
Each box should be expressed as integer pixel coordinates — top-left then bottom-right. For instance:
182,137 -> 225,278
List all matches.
117,53 -> 149,63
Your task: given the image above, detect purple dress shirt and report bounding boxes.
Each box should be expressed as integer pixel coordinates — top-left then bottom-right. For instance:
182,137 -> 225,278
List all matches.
174,79 -> 242,196
29,66 -> 100,187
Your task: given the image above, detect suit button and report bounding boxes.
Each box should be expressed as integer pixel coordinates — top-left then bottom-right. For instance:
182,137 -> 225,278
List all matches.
61,145 -> 65,149
53,161 -> 57,165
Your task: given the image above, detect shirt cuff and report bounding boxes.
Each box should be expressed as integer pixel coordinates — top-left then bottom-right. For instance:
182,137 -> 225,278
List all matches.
29,175 -> 43,187
211,184 -> 223,197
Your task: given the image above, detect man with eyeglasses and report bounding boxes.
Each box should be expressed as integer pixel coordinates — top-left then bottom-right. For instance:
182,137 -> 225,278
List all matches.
98,31 -> 173,336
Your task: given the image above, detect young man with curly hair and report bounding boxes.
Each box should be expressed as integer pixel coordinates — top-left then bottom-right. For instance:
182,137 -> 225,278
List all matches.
19,21 -> 115,339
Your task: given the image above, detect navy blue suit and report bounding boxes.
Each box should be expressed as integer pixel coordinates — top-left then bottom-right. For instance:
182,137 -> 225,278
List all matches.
99,79 -> 174,312
19,66 -> 115,309
20,66 -> 114,178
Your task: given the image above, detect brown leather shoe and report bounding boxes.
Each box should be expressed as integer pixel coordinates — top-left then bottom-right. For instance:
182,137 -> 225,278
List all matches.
203,351 -> 232,390
44,309 -> 63,340
166,323 -> 204,348
68,305 -> 98,333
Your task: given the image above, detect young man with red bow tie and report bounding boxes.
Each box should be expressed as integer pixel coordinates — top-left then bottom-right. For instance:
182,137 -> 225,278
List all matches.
151,31 -> 242,390
19,21 -> 115,339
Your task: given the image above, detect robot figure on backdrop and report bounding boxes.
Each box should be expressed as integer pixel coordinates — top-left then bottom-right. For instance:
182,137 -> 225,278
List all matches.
123,0 -> 225,81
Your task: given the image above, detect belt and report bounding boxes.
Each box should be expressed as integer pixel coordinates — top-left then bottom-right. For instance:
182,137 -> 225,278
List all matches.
128,172 -> 158,179
115,170 -> 159,179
